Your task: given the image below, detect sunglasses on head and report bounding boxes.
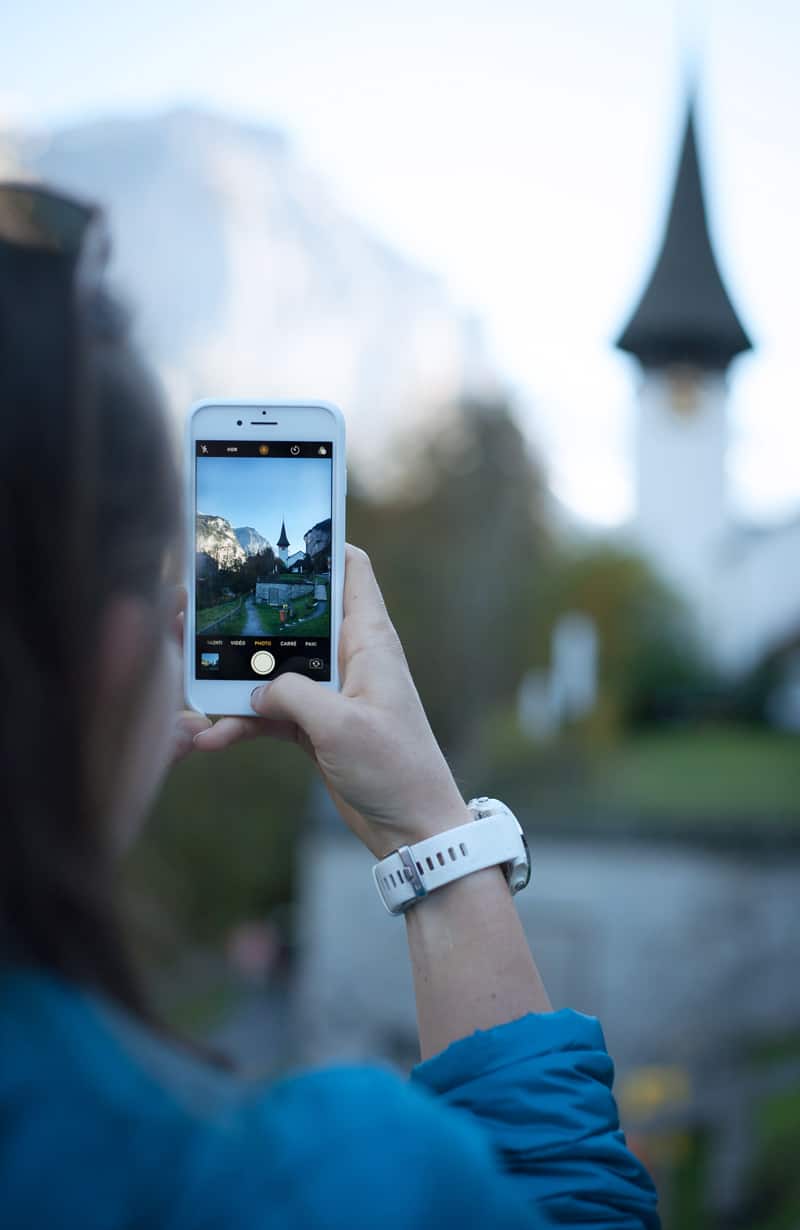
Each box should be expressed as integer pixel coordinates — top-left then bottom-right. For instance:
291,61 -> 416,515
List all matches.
0,181 -> 127,340
0,180 -> 111,291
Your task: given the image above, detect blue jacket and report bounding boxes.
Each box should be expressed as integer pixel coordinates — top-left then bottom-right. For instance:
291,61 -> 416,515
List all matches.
0,966 -> 659,1228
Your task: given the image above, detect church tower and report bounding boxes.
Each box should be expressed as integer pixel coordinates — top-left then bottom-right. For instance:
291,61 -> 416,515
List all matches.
277,518 -> 290,565
616,98 -> 752,607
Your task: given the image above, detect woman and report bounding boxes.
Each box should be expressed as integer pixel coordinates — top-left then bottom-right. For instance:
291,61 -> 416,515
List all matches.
0,183 -> 660,1228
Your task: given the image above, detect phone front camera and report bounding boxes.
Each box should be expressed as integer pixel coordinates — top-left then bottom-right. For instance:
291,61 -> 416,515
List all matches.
236,419 -> 243,426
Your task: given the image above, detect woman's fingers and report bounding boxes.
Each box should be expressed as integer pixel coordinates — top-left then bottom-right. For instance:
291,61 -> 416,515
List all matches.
250,672 -> 343,741
172,709 -> 212,761
342,543 -> 391,632
193,713 -> 300,751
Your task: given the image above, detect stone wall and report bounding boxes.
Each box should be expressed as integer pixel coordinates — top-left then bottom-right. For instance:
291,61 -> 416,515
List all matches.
255,581 -> 313,606
291,826 -> 800,1075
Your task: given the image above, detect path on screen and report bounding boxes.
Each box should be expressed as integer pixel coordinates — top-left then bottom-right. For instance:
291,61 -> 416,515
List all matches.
241,595 -> 263,636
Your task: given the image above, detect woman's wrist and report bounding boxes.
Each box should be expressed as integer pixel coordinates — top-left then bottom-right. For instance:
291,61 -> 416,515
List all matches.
370,798 -> 474,860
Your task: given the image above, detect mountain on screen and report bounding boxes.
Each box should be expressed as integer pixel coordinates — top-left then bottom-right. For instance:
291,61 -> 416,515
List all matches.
196,514 -> 246,569
235,526 -> 271,557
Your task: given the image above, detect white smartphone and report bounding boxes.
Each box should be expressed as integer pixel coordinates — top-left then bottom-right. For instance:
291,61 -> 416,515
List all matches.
184,399 -> 346,716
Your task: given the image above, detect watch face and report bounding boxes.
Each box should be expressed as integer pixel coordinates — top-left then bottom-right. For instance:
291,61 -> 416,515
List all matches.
509,822 -> 531,893
517,832 -> 532,891
466,798 -> 531,894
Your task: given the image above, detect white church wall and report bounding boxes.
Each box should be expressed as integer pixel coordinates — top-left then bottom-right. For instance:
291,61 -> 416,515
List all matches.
635,369 -> 728,621
710,520 -> 800,674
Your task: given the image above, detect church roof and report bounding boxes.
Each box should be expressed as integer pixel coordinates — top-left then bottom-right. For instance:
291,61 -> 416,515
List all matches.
277,519 -> 290,548
616,101 -> 752,370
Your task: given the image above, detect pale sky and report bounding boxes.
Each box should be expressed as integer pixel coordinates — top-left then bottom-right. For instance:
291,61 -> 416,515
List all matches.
3,0 -> 799,526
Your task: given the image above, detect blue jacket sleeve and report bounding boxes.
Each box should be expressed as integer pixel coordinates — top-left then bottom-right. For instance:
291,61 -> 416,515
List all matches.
166,1064 -> 542,1229
166,1010 -> 657,1230
410,1009 -> 660,1228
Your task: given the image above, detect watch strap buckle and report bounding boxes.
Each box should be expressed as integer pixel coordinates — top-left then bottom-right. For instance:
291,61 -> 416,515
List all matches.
373,845 -> 428,915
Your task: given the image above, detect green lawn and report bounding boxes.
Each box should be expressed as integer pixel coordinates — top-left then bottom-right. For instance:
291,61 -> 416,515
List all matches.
487,719 -> 800,830
251,597 -> 326,635
283,611 -> 330,637
203,589 -> 330,637
289,593 -> 318,619
197,598 -> 243,632
601,726 -> 800,819
250,604 -> 285,634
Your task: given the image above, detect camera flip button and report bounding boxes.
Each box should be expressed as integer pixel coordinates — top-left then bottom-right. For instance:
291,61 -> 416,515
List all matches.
251,650 -> 276,676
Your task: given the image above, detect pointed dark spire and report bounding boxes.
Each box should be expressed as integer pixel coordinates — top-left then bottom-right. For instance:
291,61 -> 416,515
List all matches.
616,99 -> 752,370
277,518 -> 290,549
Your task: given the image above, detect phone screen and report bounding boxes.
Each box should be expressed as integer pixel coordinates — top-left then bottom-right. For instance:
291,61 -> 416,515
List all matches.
195,440 -> 333,682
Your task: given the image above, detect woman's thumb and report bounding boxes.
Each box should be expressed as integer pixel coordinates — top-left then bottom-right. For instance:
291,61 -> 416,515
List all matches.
250,671 -> 343,739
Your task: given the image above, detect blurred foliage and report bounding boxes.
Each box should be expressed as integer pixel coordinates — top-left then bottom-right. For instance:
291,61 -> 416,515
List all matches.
743,1040 -> 800,1230
347,397 -> 550,788
663,1129 -> 710,1230
124,736 -> 313,962
531,543 -> 718,738
730,634 -> 800,728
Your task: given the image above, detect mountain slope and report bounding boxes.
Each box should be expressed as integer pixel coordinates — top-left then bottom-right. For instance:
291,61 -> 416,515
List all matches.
11,108 -> 499,484
235,526 -> 271,557
197,514 -> 246,569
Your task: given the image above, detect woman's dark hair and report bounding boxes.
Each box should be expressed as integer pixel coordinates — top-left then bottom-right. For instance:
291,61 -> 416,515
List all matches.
0,223 -> 183,1027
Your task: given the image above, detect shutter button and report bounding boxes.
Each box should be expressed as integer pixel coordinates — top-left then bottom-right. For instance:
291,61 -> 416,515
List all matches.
251,650 -> 276,675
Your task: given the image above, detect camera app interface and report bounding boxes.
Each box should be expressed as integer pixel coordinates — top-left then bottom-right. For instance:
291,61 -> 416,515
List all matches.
195,441 -> 333,682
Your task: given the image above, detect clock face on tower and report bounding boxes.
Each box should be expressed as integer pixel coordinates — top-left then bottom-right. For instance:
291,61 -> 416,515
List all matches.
667,366 -> 703,416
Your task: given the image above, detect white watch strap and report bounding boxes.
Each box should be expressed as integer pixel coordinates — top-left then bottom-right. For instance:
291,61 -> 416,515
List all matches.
372,809 -> 525,915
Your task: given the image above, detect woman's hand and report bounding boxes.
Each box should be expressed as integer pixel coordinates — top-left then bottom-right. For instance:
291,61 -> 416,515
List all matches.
180,544 -> 470,859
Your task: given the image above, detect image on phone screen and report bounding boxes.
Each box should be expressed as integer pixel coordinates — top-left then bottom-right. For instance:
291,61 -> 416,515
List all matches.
195,440 -> 333,682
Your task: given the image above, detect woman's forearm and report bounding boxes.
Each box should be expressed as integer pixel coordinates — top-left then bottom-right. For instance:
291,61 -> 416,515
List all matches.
404,804 -> 551,1061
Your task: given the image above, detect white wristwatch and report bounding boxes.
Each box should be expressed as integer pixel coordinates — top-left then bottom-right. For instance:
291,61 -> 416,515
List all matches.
372,796 -> 531,915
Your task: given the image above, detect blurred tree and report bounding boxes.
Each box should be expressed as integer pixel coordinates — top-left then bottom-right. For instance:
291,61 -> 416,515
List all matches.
125,737 -> 312,962
730,631 -> 800,729
235,546 -> 278,594
532,544 -> 717,737
196,551 -> 222,607
347,398 -> 549,790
